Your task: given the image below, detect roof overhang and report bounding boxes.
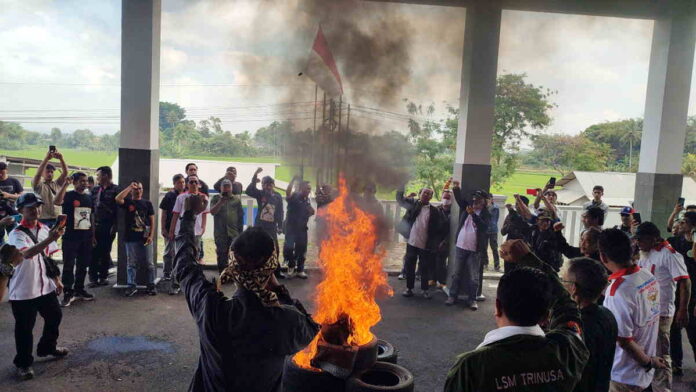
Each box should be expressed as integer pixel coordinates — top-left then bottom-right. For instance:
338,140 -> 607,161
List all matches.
365,0 -> 687,20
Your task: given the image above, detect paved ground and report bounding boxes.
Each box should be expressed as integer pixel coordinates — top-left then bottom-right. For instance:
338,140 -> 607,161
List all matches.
0,272 -> 694,392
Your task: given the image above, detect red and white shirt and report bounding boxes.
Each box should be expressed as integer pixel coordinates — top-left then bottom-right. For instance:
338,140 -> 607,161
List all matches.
7,220 -> 59,301
604,265 -> 660,389
172,191 -> 209,236
637,241 -> 689,317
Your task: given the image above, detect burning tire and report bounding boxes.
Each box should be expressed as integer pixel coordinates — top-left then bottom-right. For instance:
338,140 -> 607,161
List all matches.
353,338 -> 378,371
283,358 -> 345,392
376,339 -> 398,364
346,362 -> 414,392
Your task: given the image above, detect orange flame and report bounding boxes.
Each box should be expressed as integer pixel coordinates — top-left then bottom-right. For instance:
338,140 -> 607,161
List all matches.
293,176 -> 393,369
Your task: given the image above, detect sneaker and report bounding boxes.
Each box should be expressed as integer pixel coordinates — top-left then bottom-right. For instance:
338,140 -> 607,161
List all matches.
445,297 -> 456,306
87,281 -> 100,288
422,290 -> 431,300
428,280 -> 436,287
397,273 -> 405,280
124,287 -> 138,297
37,347 -> 69,358
161,275 -> 172,282
61,292 -> 74,307
287,267 -> 295,277
74,290 -> 95,301
276,272 -> 287,279
476,294 -> 486,302
16,366 -> 34,381
97,279 -> 109,286
402,289 -> 414,297
168,285 -> 181,295
146,287 -> 157,296
441,285 -> 450,297
296,271 -> 308,279
469,301 -> 479,311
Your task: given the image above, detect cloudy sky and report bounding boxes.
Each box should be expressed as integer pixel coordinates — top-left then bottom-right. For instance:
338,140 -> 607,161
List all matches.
1,0 -> 694,138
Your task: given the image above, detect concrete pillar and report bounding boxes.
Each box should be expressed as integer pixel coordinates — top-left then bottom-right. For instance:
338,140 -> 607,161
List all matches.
117,0 -> 161,287
448,1 -> 502,278
634,11 -> 696,233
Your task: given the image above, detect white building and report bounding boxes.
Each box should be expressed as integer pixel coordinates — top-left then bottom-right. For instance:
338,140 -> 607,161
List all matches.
555,171 -> 696,208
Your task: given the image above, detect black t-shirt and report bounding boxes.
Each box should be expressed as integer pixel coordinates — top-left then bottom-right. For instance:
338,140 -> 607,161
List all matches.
668,236 -> 695,296
0,202 -> 17,239
159,189 -> 181,233
0,177 -> 23,208
574,304 -> 618,392
122,198 -> 154,242
62,190 -> 93,241
91,183 -> 123,224
285,193 -> 312,232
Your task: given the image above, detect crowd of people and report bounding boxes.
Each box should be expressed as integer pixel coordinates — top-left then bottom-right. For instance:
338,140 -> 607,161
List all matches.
1,146 -> 696,392
397,176 -> 696,391
0,148 -> 319,381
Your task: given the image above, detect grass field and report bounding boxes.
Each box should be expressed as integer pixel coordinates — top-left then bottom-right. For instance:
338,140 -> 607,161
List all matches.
1,148 -> 560,201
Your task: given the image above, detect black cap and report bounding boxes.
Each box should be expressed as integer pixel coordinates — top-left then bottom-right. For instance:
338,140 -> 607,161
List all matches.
261,176 -> 275,185
16,193 -> 43,209
633,222 -> 661,239
472,190 -> 487,199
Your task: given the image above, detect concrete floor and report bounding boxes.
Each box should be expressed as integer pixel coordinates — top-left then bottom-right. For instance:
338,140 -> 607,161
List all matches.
0,273 -> 694,392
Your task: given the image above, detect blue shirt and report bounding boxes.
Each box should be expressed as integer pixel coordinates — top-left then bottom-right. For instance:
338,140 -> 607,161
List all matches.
487,203 -> 499,234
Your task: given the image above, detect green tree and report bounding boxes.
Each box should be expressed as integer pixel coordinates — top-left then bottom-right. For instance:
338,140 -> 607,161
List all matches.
159,102 -> 187,134
530,134 -> 613,175
620,119 -> 642,170
404,73 -> 555,192
683,153 -> 696,178
50,128 -> 62,146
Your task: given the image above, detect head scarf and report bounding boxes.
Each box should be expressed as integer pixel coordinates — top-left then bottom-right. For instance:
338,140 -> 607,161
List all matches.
219,249 -> 280,307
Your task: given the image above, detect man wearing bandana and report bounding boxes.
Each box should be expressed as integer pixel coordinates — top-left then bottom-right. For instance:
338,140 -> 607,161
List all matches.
174,195 -> 320,392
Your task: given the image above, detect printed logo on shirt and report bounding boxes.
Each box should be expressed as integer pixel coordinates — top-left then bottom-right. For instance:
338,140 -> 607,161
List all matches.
74,207 -> 91,230
131,208 -> 147,233
260,203 -> 276,223
495,369 -> 565,390
73,199 -> 81,207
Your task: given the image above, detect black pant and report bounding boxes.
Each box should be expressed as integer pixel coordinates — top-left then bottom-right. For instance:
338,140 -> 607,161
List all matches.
477,251 -> 485,296
480,233 -> 500,268
434,250 -> 449,285
90,223 -> 115,282
62,238 -> 92,292
671,300 -> 696,366
11,293 -> 62,368
403,245 -> 433,291
284,229 -> 308,272
214,235 -> 235,273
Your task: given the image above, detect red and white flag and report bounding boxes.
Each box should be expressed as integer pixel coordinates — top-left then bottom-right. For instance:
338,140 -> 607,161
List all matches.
303,25 -> 343,98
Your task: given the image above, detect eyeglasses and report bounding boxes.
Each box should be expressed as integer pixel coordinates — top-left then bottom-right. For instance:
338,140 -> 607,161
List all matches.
189,181 -> 199,184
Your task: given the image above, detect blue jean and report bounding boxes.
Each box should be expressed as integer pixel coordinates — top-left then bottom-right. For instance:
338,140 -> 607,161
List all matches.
449,248 -> 480,302
125,242 -> 155,287
283,229 -> 308,272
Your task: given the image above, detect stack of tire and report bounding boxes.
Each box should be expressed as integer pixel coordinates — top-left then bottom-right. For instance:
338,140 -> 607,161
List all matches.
284,339 -> 414,392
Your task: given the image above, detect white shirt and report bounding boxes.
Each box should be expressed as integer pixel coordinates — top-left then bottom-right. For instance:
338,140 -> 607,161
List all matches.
456,209 -> 480,251
407,205 -> 430,250
172,192 -> 210,236
603,266 -> 660,389
476,325 -> 545,349
8,222 -> 59,301
637,242 -> 689,317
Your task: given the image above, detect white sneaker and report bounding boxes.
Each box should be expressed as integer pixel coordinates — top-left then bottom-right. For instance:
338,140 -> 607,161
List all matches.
441,286 -> 450,297
287,268 -> 295,278
476,294 -> 486,302
469,301 -> 478,311
297,271 -> 308,279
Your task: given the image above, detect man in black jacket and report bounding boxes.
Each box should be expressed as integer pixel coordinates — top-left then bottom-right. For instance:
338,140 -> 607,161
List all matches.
446,182 -> 490,310
396,186 -> 445,299
175,195 -> 320,392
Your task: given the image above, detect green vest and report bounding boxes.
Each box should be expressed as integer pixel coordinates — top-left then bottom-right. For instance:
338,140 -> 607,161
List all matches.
211,194 -> 242,240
